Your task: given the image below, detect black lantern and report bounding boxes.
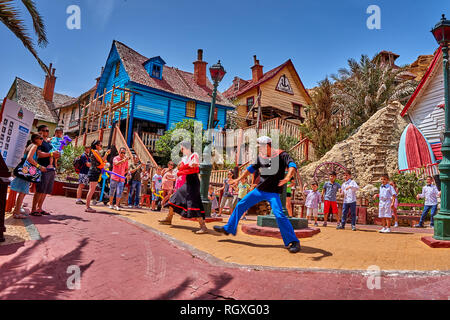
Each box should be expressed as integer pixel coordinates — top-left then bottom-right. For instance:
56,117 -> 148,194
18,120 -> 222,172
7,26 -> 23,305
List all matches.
209,60 -> 226,83
431,14 -> 450,46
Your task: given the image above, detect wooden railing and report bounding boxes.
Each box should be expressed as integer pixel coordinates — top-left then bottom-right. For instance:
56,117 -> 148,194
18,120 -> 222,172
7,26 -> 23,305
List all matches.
288,138 -> 311,163
114,125 -> 133,161
210,170 -> 229,185
85,131 -> 99,147
133,132 -> 158,167
141,132 -> 161,152
399,163 -> 440,178
102,128 -> 112,145
279,119 -> 302,141
210,162 -> 250,185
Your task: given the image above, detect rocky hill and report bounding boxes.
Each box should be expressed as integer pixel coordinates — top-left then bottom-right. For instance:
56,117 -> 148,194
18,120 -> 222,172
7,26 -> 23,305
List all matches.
299,101 -> 408,187
406,54 -> 434,81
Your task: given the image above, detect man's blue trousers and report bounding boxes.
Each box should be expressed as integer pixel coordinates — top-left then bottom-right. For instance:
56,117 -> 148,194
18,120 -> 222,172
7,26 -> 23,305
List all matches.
223,188 -> 299,246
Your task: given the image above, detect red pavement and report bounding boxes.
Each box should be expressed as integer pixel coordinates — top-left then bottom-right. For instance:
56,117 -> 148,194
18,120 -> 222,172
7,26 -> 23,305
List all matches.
0,195 -> 449,300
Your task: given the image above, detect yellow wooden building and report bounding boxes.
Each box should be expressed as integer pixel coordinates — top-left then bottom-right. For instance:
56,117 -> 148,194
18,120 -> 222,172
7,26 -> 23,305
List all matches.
223,56 -> 312,128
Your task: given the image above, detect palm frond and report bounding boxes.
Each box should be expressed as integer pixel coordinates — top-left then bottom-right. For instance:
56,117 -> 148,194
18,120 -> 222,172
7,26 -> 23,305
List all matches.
0,0 -> 49,74
21,0 -> 47,47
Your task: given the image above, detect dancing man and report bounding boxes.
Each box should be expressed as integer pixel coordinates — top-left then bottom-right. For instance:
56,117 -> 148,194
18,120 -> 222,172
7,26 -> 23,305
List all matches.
214,136 -> 301,253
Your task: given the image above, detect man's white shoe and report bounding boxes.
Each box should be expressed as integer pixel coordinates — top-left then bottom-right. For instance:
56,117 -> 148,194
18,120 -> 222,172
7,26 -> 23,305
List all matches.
384,228 -> 391,233
128,205 -> 133,208
109,205 -> 114,209
114,205 -> 120,211
379,227 -> 386,233
394,222 -> 399,228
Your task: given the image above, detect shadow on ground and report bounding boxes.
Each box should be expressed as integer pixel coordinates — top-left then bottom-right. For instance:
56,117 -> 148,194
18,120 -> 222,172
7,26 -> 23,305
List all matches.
154,272 -> 235,300
0,236 -> 94,299
169,225 -> 225,236
218,239 -> 333,261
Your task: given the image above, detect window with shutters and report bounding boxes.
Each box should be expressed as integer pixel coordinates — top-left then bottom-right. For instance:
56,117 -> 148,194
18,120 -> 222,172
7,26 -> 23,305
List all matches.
186,101 -> 196,118
246,97 -> 254,111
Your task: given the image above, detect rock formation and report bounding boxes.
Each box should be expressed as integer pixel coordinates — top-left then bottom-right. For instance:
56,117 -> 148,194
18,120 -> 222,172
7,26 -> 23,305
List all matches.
299,101 -> 409,187
407,55 -> 434,81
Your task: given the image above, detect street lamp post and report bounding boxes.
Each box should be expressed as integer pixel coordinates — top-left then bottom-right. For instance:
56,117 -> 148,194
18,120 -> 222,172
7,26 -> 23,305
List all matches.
199,61 -> 226,217
431,14 -> 450,241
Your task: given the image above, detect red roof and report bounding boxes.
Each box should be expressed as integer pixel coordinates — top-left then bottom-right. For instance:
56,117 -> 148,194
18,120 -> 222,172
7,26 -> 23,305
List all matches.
401,48 -> 442,117
222,59 -> 311,104
113,41 -> 233,107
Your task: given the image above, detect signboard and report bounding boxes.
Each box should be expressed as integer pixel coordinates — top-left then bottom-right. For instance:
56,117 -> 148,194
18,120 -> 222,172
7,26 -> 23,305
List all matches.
276,74 -> 294,95
0,98 -> 35,168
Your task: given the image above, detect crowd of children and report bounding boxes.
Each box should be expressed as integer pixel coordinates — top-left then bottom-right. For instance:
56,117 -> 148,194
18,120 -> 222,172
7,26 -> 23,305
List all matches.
301,170 -> 441,233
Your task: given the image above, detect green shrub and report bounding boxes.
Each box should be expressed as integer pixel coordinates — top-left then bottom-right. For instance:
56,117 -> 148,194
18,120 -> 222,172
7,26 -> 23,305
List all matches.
57,144 -> 84,180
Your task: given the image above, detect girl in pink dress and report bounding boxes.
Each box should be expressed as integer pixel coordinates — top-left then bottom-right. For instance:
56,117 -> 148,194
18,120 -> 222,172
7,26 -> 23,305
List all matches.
161,161 -> 176,207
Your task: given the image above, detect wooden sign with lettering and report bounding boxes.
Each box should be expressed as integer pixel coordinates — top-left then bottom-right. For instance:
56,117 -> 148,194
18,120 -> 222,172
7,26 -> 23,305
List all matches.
276,74 -> 294,94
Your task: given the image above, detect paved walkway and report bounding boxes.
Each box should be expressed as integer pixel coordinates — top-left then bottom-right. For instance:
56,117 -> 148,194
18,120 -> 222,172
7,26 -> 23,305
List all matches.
0,195 -> 449,300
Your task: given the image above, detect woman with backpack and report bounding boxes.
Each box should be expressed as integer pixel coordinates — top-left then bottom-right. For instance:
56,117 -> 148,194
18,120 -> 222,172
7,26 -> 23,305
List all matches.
10,133 -> 47,219
75,145 -> 91,205
85,140 -> 111,213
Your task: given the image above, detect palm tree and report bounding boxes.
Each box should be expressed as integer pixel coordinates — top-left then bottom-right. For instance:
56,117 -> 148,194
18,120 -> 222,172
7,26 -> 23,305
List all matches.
301,78 -> 344,158
0,0 -> 49,74
332,54 -> 417,133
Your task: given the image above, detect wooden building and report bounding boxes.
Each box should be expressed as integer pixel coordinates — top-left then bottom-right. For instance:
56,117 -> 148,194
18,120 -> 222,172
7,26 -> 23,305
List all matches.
223,56 -> 312,128
400,48 -> 444,162
55,84 -> 97,137
5,65 -> 76,133
94,41 -> 234,146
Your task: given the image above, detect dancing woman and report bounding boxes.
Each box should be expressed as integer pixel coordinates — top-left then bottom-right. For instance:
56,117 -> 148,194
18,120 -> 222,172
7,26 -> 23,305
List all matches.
158,141 -> 208,234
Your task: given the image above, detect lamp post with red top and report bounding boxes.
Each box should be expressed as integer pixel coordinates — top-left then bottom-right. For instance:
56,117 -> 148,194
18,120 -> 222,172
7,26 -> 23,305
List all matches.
431,14 -> 450,241
199,60 -> 226,217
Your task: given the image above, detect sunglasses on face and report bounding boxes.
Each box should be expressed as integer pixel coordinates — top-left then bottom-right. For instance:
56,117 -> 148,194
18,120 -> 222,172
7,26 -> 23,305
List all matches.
120,152 -> 126,154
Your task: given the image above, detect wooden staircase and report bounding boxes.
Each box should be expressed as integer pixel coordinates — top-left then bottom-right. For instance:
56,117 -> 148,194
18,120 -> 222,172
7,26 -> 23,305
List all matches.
356,104 -> 400,184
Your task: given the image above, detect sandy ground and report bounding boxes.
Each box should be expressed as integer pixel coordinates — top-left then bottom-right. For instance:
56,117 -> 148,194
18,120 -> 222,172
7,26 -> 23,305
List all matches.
1,213 -> 31,246
96,205 -> 449,272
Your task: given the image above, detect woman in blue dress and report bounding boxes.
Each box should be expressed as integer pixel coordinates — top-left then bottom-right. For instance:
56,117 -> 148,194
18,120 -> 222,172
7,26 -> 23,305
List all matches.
10,133 -> 47,219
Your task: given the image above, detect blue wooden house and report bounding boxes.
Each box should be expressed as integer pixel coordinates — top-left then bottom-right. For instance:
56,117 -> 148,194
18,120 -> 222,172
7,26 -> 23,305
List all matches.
95,40 -> 234,145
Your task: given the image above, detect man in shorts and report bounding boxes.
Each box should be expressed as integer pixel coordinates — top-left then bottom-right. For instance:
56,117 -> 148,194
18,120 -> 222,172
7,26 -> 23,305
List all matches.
31,125 -> 60,216
76,146 -> 91,205
321,172 -> 341,227
109,147 -> 129,211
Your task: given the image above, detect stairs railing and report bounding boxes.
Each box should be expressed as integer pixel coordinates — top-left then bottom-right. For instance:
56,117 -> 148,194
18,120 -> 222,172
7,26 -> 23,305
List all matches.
288,138 -> 312,164
133,132 -> 158,168
113,125 -> 133,162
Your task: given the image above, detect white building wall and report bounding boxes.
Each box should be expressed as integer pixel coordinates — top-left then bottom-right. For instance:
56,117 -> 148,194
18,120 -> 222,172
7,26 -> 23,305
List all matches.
408,58 -> 445,145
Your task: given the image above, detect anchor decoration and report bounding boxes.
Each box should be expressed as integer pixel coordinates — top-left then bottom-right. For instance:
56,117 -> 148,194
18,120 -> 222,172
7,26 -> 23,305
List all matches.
276,74 -> 294,94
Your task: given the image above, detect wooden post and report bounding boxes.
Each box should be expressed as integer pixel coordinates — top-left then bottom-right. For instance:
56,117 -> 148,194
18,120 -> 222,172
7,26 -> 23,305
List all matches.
305,139 -> 309,162
99,128 -> 104,143
83,132 -> 87,147
78,105 -> 85,139
0,155 -> 10,242
108,97 -> 113,128
125,94 -> 130,145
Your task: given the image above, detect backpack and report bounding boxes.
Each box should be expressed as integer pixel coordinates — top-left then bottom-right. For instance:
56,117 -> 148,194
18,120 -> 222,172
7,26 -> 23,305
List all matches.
73,154 -> 85,174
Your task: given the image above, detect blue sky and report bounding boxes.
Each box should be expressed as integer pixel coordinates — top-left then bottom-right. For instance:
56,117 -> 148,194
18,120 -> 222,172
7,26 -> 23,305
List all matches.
1,0 -> 449,98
